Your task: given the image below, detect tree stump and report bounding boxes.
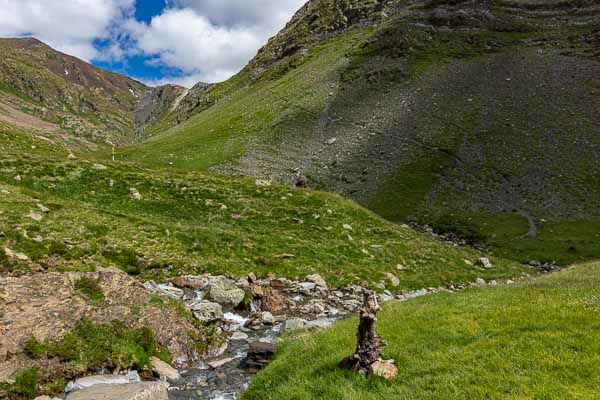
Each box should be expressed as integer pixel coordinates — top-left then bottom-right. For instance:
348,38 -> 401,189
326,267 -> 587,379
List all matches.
339,290 -> 397,379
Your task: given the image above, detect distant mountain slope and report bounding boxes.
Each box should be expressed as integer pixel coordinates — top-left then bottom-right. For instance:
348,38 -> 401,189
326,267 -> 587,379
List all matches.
117,0 -> 600,265
0,38 -> 152,148
0,38 -> 193,150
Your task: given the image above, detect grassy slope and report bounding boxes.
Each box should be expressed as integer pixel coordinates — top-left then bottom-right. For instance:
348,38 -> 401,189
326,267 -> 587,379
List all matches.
110,30 -> 366,170
107,1 -> 600,267
245,262 -> 600,399
0,125 -> 527,290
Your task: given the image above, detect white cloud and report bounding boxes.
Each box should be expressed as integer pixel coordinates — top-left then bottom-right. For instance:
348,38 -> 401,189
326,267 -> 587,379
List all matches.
129,1 -> 306,85
0,0 -> 308,86
0,0 -> 134,61
128,8 -> 269,84
169,0 -> 306,29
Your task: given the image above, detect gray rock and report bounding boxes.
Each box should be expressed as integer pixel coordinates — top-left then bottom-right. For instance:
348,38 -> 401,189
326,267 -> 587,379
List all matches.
92,164 -> 108,171
208,357 -> 235,369
26,211 -> 43,221
476,258 -> 493,269
305,318 -> 335,330
299,282 -> 317,291
190,301 -> 223,322
143,281 -> 184,300
66,382 -> 168,400
475,278 -> 487,286
306,302 -> 325,315
208,277 -> 245,307
306,274 -> 328,290
230,331 -> 249,341
261,311 -> 274,325
284,318 -> 306,332
129,188 -> 142,201
150,356 -> 181,381
66,372 -> 140,393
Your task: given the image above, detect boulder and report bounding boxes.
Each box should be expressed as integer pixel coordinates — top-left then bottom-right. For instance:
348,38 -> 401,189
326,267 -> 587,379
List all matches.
261,311 -> 274,325
284,318 -> 306,332
305,318 -> 335,330
261,288 -> 288,313
150,357 -> 181,381
170,275 -> 209,290
190,301 -> 223,322
208,277 -> 245,307
26,211 -> 43,221
3,247 -> 29,261
476,258 -> 493,269
66,382 -> 168,400
143,281 -> 184,300
306,274 -> 328,290
245,341 -> 277,372
66,372 -> 140,392
299,282 -> 317,291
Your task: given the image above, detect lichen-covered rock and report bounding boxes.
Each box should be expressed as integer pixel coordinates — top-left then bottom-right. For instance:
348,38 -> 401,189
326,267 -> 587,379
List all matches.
207,277 -> 245,307
190,300 -> 224,322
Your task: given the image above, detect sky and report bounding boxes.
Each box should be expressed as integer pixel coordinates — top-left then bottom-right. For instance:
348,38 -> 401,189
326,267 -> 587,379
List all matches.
0,0 -> 307,87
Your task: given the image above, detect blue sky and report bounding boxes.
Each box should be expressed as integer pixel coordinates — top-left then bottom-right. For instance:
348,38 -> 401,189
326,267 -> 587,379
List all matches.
0,0 -> 306,87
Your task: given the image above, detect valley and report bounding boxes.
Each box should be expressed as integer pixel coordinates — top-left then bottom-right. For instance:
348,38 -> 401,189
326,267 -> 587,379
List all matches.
0,0 -> 599,399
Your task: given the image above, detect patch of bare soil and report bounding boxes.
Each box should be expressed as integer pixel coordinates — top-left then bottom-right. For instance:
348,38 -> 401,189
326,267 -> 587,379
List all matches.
0,99 -> 57,131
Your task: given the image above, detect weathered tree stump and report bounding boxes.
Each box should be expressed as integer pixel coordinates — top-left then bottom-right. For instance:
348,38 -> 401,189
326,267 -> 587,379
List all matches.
339,290 -> 397,379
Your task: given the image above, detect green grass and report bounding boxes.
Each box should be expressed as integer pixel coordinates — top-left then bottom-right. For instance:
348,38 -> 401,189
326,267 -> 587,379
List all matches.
0,144 -> 528,290
245,262 -> 600,400
430,213 -> 600,265
74,276 -> 105,306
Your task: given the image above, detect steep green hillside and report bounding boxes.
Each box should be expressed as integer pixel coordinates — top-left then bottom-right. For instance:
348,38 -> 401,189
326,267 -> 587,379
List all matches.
114,0 -> 600,265
245,262 -> 600,399
0,124 -> 527,289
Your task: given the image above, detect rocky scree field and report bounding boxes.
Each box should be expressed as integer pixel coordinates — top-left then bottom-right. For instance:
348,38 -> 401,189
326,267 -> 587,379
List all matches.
112,0 -> 600,266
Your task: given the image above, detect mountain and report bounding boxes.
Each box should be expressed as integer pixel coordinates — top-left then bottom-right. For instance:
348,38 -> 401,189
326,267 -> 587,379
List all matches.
0,38 -> 191,150
116,0 -> 600,265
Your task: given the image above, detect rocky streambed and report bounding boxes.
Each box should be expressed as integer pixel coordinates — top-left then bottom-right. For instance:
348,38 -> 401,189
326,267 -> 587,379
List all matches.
139,271 -> 513,400
5,267 -> 518,400
145,273 -> 373,400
